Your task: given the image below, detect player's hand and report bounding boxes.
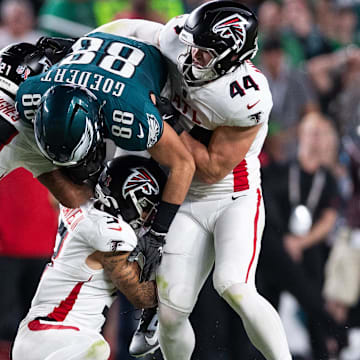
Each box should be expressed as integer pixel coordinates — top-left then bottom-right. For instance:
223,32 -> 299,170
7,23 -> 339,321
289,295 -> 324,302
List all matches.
36,36 -> 76,63
155,96 -> 183,134
131,228 -> 166,282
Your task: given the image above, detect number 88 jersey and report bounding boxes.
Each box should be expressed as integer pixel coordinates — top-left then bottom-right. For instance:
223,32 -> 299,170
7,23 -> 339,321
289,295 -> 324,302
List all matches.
16,32 -> 168,151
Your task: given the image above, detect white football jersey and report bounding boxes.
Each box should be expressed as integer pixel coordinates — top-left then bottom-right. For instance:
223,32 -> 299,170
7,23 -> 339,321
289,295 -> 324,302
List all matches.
159,15 -> 273,197
26,201 -> 138,332
0,89 -> 56,179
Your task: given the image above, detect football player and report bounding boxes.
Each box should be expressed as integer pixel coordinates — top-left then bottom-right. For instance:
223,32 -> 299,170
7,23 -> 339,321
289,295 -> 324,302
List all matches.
15,31 -> 195,281
0,38 -> 95,207
11,155 -> 167,360
96,1 -> 292,359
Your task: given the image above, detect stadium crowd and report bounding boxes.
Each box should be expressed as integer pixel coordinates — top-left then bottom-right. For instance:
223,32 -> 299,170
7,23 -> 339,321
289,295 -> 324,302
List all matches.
0,0 -> 359,359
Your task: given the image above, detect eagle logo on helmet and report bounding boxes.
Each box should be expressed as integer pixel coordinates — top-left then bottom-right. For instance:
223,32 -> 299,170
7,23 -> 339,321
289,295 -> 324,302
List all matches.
212,14 -> 249,52
122,167 -> 160,199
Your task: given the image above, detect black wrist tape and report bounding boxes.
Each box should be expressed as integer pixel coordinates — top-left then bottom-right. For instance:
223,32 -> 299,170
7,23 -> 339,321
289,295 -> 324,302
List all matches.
152,201 -> 180,233
173,121 -> 185,135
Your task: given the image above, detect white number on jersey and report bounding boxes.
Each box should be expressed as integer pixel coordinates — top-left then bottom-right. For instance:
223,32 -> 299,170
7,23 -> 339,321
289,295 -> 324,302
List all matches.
59,36 -> 145,78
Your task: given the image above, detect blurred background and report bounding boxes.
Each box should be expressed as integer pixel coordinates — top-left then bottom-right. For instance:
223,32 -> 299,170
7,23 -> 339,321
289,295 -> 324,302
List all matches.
0,0 -> 360,359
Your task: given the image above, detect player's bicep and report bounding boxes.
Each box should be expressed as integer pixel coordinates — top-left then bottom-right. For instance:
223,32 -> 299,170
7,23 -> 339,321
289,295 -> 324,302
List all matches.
98,251 -> 157,309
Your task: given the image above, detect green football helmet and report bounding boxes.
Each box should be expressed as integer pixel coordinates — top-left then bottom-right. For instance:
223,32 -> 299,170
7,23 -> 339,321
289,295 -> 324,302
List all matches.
34,84 -> 105,181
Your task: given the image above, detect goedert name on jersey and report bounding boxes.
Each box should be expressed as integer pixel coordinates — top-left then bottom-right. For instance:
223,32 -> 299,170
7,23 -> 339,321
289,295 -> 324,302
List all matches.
16,33 -> 165,151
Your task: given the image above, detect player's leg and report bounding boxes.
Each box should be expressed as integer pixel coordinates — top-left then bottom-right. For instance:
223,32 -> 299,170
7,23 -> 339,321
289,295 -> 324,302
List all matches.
45,336 -> 110,360
213,189 -> 292,360
12,318 -> 110,360
129,306 -> 160,357
157,200 -> 215,360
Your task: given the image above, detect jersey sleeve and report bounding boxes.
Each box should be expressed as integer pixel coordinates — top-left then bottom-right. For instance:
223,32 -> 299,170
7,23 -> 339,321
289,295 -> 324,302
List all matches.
108,97 -> 164,151
15,124 -> 57,177
212,67 -> 273,128
0,101 -> 56,178
87,211 -> 138,253
159,15 -> 188,63
142,102 -> 164,149
16,75 -> 45,126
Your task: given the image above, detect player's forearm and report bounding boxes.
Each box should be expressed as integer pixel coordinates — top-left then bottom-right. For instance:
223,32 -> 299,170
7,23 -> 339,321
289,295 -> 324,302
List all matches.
180,132 -> 227,184
37,169 -> 93,208
93,19 -> 163,47
119,266 -> 158,309
149,124 -> 195,204
161,163 -> 194,204
102,252 -> 157,309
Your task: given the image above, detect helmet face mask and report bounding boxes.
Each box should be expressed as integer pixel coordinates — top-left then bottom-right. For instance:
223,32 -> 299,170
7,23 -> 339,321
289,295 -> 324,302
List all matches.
95,156 -> 167,234
178,0 -> 258,86
34,84 -> 105,174
0,42 -> 52,99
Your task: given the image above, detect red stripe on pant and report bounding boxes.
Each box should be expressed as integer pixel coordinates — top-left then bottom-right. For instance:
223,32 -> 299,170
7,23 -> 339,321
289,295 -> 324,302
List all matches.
245,188 -> 261,283
28,319 -> 79,331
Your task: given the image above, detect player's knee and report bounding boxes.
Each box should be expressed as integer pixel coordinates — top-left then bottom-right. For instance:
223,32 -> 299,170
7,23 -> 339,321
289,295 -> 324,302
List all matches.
221,282 -> 258,314
157,278 -> 197,313
212,265 -> 242,295
85,339 -> 111,360
158,303 -> 189,332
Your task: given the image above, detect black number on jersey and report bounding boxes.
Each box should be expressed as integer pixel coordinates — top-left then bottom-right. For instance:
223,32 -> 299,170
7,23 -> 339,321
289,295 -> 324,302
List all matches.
105,216 -> 118,225
230,75 -> 260,98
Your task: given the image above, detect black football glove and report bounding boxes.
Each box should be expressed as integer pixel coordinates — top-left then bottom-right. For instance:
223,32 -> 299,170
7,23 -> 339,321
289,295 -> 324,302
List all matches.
36,36 -> 76,64
130,228 -> 166,282
155,95 -> 183,135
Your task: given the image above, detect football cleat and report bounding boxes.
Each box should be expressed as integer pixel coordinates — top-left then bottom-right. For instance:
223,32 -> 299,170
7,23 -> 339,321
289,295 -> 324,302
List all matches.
129,307 -> 160,357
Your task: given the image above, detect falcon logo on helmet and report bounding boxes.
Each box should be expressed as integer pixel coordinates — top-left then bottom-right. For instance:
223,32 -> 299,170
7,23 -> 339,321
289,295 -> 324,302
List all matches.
212,14 -> 249,52
122,168 -> 160,199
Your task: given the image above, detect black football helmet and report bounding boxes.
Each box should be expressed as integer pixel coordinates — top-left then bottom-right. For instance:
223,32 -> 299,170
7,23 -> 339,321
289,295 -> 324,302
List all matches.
0,42 -> 52,99
95,156 -> 167,232
178,0 -> 258,85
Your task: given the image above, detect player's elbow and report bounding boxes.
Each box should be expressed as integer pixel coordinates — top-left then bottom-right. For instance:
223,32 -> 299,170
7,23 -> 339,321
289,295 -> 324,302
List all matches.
182,154 -> 196,177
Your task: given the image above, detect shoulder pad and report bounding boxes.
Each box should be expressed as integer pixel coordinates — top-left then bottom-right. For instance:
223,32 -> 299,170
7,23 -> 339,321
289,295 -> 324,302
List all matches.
159,15 -> 188,48
89,209 -> 137,252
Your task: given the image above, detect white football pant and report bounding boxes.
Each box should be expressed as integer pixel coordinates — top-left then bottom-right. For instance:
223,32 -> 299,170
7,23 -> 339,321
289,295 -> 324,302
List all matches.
157,189 -> 292,360
12,316 -> 110,360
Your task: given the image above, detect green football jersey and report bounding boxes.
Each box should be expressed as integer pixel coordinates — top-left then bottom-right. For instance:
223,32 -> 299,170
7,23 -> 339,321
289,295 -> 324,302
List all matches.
16,32 -> 168,151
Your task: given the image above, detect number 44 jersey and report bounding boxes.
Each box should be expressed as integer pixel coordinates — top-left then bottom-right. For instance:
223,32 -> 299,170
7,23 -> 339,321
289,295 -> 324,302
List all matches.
159,15 -> 273,197
16,32 -> 168,151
